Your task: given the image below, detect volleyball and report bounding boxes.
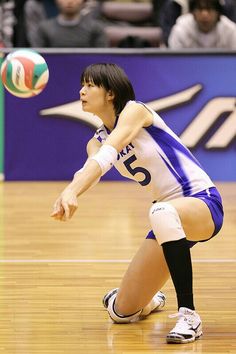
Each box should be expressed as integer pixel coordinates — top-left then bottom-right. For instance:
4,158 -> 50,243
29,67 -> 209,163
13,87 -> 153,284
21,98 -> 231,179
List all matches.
0,49 -> 49,98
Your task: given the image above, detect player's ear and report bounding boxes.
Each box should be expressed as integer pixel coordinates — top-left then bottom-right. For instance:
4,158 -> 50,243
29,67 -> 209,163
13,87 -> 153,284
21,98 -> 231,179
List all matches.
107,90 -> 115,101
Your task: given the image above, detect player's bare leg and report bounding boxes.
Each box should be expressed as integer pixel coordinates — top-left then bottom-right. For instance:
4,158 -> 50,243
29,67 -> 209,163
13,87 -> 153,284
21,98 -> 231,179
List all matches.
115,239 -> 169,315
169,196 -> 215,241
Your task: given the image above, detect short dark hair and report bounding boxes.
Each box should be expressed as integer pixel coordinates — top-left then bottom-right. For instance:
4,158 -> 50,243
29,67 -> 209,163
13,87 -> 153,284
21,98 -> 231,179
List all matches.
81,63 -> 135,115
189,0 -> 223,13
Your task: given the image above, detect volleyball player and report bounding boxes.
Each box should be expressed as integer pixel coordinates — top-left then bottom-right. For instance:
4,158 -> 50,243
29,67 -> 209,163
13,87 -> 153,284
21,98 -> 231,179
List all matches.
51,63 -> 224,344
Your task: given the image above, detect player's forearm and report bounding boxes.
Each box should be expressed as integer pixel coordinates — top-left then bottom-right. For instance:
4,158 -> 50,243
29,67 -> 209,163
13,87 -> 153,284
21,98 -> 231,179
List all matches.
69,159 -> 102,197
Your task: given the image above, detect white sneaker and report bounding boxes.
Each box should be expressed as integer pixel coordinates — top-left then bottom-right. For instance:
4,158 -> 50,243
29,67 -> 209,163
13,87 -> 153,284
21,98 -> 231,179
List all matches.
166,307 -> 203,344
152,291 -> 166,311
102,288 -> 118,309
103,289 -> 166,312
141,291 -> 166,316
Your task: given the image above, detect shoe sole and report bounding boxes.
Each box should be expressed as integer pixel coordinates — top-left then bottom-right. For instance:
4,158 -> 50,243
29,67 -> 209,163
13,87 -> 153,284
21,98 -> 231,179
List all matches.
166,331 -> 203,344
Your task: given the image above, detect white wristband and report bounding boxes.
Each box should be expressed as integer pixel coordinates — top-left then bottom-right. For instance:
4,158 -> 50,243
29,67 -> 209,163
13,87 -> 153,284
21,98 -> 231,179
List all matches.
91,144 -> 118,175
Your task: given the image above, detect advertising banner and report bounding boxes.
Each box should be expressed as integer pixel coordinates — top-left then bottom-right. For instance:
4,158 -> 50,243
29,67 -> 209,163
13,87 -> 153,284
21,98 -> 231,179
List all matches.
3,52 -> 236,181
0,54 -> 3,180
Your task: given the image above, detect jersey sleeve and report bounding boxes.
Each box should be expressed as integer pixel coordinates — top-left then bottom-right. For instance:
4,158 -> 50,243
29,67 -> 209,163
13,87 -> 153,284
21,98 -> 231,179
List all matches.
93,125 -> 108,144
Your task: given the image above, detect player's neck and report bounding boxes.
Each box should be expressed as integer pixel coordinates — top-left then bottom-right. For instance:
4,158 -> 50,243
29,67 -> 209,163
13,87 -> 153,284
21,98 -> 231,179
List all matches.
99,107 -> 116,131
102,116 -> 116,131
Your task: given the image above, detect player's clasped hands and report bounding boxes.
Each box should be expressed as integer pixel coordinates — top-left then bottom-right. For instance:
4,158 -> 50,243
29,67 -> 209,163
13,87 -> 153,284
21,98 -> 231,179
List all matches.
51,188 -> 78,221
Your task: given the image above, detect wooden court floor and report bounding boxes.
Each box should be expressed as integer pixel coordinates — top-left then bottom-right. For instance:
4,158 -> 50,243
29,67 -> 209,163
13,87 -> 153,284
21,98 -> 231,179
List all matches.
0,181 -> 235,354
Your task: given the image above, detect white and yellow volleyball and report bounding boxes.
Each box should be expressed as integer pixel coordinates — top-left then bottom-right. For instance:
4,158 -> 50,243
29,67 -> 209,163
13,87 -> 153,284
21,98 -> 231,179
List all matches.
0,49 -> 49,98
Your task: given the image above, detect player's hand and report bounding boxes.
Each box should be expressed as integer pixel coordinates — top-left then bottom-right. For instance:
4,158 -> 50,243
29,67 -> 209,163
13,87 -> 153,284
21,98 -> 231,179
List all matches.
51,189 -> 78,221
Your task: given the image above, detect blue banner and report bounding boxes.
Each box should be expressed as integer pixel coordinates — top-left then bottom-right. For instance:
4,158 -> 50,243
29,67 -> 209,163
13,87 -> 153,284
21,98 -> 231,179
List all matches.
4,53 -> 236,181
0,54 -> 3,180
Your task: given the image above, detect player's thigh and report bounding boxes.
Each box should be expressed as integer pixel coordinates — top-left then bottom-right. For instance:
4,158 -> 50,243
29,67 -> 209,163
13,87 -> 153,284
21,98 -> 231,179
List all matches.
169,197 -> 214,241
115,239 -> 169,315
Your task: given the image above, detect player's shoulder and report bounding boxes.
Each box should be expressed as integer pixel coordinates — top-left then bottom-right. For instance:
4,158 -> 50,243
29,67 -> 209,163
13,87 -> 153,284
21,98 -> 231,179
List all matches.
121,100 -> 152,119
123,100 -> 145,110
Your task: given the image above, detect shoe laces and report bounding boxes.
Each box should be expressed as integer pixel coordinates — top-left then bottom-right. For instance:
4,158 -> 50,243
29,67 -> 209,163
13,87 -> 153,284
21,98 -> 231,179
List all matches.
169,310 -> 195,331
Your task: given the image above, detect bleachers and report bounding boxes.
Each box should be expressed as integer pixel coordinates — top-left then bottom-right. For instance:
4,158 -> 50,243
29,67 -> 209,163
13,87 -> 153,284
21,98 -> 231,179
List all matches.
100,1 -> 163,47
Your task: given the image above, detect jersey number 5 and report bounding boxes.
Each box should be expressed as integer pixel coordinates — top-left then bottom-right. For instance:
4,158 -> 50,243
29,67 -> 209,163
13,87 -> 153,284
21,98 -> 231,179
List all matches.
124,155 -> 151,186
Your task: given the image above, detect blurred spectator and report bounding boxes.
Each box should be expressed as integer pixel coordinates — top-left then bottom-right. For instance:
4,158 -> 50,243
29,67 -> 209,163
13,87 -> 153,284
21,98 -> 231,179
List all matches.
28,0 -> 108,47
0,0 -> 15,47
23,0 -> 58,47
168,0 -> 236,49
158,0 -> 236,46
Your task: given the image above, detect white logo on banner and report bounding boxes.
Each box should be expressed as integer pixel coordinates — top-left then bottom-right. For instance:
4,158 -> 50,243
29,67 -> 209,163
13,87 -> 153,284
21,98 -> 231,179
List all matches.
40,84 -> 236,149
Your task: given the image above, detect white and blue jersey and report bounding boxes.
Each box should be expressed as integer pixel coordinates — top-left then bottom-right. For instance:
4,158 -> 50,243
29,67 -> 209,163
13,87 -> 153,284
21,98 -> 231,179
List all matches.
94,101 -> 214,202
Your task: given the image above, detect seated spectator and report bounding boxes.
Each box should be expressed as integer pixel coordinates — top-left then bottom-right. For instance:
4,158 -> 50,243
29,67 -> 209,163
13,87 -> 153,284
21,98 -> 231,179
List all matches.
23,0 -> 58,47
168,0 -> 236,49
29,0 -> 108,47
0,0 -> 15,47
158,0 -> 236,46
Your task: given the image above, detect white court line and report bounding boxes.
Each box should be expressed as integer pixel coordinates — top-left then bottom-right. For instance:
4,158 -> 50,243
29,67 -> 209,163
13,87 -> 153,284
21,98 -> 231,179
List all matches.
0,259 -> 235,263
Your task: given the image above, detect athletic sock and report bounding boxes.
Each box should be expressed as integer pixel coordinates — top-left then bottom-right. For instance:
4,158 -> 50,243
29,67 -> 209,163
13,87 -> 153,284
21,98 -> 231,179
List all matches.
162,238 -> 195,310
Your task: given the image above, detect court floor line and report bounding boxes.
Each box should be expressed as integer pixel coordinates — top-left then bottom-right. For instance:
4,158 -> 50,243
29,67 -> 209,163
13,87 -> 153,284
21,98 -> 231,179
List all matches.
0,259 -> 235,263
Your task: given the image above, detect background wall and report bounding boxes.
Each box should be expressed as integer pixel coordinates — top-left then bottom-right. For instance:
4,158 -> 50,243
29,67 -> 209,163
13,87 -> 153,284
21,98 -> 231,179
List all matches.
1,50 -> 236,181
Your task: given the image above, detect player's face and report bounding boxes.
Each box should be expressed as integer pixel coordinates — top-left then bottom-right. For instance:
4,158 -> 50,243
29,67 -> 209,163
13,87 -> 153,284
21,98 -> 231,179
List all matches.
80,81 -> 112,115
193,7 -> 219,33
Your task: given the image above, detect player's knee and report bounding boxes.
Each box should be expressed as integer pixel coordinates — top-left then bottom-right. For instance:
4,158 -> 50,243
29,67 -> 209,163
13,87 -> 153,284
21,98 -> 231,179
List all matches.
107,293 -> 141,324
148,202 -> 185,245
